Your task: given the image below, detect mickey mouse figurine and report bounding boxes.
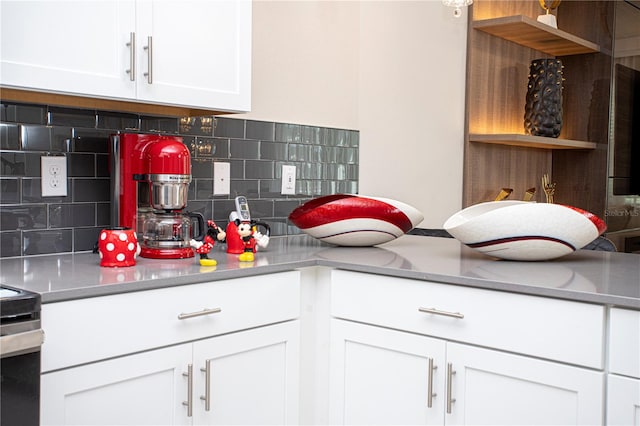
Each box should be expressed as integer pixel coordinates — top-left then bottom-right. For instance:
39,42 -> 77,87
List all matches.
225,197 -> 271,262
236,220 -> 257,262
226,213 -> 270,262
190,220 -> 226,266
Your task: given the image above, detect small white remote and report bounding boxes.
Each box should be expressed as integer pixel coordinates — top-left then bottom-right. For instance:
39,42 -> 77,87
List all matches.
235,196 -> 251,221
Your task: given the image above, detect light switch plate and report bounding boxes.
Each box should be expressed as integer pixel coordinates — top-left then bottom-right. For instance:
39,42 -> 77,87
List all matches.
213,162 -> 230,195
281,165 -> 296,195
41,156 -> 67,197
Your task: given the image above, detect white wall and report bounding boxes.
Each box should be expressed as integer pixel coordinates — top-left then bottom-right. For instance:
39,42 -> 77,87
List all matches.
239,0 -> 359,129
238,0 -> 468,228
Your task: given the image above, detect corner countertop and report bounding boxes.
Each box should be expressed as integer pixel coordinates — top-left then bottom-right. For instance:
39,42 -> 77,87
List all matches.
1,235 -> 639,309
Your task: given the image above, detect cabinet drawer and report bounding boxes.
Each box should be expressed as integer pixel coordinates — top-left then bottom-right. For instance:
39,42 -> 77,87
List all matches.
42,271 -> 300,372
331,270 -> 604,368
609,308 -> 640,378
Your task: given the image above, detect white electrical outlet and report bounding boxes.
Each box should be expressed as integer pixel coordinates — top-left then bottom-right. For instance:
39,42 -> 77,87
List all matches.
41,156 -> 67,197
281,165 -> 296,195
213,162 -> 231,195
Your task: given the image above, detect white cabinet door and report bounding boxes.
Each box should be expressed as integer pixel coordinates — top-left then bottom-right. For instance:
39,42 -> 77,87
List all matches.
135,0 -> 251,111
445,342 -> 604,426
609,308 -> 640,378
41,321 -> 300,426
607,374 -> 640,426
0,1 -> 250,111
0,1 -> 136,99
192,321 -> 300,425
41,344 -> 192,426
329,319 -> 446,426
329,319 -> 604,426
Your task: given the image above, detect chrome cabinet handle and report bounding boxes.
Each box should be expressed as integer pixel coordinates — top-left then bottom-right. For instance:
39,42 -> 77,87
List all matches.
419,307 -> 464,319
143,36 -> 153,84
446,362 -> 456,414
200,359 -> 211,411
182,364 -> 193,417
125,32 -> 135,81
178,307 -> 222,320
427,357 -> 437,408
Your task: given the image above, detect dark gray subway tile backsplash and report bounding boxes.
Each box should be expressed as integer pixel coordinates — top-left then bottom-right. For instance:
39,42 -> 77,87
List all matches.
0,101 -> 359,257
49,106 -> 97,128
215,116 -> 245,139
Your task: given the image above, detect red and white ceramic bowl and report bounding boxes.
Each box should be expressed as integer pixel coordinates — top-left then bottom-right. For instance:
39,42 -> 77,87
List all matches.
443,201 -> 606,261
288,194 -> 423,246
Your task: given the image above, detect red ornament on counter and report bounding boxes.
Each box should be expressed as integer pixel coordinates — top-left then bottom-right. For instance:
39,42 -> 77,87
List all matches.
98,228 -> 141,267
288,194 -> 423,246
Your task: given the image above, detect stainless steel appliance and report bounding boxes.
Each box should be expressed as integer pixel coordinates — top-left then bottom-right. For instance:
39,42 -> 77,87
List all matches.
1,285 -> 44,426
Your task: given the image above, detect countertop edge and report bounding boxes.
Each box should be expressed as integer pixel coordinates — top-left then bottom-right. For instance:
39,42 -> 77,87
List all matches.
30,257 -> 640,309
39,259 -> 319,303
4,236 -> 639,310
320,260 -> 640,309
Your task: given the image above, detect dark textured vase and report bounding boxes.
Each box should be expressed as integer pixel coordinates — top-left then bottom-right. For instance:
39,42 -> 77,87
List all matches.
524,59 -> 563,138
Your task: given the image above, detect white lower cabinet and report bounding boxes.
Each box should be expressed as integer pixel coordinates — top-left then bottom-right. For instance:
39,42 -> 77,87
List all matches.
42,321 -> 299,425
330,319 -> 604,425
607,374 -> 640,426
192,321 -> 300,425
329,270 -> 606,425
42,344 -> 192,425
40,271 -> 301,425
607,308 -> 640,425
39,267 -> 631,425
329,319 -> 445,425
445,342 -> 603,425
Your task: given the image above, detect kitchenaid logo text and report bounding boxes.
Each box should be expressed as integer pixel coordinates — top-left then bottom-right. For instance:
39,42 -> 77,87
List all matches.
150,174 -> 191,182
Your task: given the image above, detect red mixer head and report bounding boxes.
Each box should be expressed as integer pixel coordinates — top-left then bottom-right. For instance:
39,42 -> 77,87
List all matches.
144,138 -> 191,176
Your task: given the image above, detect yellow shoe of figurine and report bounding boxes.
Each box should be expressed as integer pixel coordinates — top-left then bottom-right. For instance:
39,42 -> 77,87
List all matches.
199,258 -> 217,266
238,252 -> 254,262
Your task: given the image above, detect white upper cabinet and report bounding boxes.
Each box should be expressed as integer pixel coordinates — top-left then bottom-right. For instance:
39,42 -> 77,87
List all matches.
0,0 -> 251,112
0,1 -> 137,99
135,0 -> 251,112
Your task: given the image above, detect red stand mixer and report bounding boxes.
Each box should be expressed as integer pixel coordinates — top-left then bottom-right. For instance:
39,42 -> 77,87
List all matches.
110,133 -> 203,259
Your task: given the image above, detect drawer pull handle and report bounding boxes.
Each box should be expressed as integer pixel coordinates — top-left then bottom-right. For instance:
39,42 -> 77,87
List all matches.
143,35 -> 153,84
125,32 -> 135,81
446,362 -> 456,414
427,357 -> 437,408
178,307 -> 222,320
200,359 -> 211,411
419,307 -> 464,319
182,364 -> 193,417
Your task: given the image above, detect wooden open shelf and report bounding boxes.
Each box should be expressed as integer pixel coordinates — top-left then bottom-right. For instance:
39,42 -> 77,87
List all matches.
472,15 -> 600,56
464,1 -> 612,212
469,133 -> 598,150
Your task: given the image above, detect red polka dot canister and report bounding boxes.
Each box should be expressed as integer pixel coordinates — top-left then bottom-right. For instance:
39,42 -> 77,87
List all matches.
98,228 -> 141,267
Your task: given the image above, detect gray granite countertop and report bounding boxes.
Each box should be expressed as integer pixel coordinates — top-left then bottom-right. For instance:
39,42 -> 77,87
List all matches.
1,235 -> 639,308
